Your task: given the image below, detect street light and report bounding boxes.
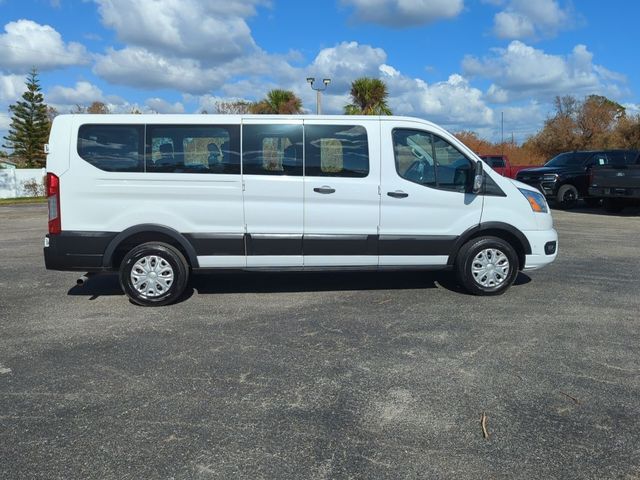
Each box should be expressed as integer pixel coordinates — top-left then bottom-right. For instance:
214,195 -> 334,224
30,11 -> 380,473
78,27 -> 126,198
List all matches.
306,77 -> 331,114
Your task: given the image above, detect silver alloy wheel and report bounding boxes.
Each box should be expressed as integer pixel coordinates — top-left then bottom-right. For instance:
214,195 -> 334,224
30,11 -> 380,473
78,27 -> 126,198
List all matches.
471,248 -> 510,288
130,255 -> 174,298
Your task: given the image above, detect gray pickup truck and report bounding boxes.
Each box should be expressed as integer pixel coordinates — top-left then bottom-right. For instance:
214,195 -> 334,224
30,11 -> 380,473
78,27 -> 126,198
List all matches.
589,150 -> 640,212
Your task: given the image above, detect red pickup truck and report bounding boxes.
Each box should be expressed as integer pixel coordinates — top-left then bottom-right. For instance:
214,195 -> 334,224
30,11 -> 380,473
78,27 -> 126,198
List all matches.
479,154 -> 533,179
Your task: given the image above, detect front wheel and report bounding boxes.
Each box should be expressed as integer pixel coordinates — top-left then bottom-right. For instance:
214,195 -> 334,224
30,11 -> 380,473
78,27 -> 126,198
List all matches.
119,242 -> 189,306
556,184 -> 579,209
455,237 -> 519,296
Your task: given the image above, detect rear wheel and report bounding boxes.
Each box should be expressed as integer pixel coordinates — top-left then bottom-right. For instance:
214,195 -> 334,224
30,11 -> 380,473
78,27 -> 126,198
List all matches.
119,242 -> 189,306
603,198 -> 625,214
455,236 -> 519,296
556,184 -> 579,209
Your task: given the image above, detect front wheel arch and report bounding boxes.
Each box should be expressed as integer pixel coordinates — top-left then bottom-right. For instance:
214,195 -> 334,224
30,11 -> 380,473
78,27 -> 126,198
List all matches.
447,223 -> 529,270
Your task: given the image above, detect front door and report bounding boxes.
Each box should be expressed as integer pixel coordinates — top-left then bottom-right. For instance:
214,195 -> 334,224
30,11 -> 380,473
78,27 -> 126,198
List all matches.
242,120 -> 304,267
379,121 -> 483,266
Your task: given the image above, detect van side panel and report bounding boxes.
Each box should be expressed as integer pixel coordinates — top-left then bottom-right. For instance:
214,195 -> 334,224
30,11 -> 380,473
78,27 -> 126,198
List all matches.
50,116 -> 246,270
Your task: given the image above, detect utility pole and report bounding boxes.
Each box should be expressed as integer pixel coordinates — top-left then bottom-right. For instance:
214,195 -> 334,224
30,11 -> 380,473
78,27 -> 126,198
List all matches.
306,77 -> 331,114
501,111 -> 504,156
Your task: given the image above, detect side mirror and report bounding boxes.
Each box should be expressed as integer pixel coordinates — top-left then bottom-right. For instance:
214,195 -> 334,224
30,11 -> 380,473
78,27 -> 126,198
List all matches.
472,160 -> 484,194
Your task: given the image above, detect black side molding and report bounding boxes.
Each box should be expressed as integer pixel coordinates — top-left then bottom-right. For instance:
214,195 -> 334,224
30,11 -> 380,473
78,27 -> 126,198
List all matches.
44,231 -> 116,271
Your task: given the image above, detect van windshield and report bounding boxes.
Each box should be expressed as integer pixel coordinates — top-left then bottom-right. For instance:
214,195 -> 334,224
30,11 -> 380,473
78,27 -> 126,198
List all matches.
545,152 -> 591,167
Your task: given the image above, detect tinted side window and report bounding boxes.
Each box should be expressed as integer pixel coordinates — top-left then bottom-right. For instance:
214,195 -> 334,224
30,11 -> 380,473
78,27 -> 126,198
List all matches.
589,153 -> 608,167
485,156 -> 505,168
432,135 -> 473,192
392,129 -> 436,187
393,129 -> 472,192
305,125 -> 369,177
242,124 -> 303,176
147,125 -> 240,174
77,125 -> 143,172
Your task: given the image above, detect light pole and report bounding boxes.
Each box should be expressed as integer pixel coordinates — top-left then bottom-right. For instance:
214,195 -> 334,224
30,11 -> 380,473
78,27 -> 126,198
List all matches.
306,77 -> 331,114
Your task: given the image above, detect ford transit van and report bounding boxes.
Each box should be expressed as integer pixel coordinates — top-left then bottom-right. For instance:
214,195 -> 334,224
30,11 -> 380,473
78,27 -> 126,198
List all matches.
44,115 -> 558,306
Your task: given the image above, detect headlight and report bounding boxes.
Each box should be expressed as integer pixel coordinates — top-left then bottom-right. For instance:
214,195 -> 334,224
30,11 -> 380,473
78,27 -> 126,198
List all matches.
519,188 -> 548,213
542,173 -> 558,182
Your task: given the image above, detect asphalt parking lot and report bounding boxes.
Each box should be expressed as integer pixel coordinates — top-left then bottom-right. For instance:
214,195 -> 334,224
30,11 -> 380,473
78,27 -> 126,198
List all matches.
1,204 -> 639,479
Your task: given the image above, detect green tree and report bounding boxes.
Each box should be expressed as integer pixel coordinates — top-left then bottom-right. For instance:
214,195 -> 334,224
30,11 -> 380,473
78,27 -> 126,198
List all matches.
344,77 -> 392,115
3,68 -> 50,168
251,89 -> 302,114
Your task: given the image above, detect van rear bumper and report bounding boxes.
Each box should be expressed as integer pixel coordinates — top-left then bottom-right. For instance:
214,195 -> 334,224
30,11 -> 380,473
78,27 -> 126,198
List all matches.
522,228 -> 558,271
44,232 -> 116,271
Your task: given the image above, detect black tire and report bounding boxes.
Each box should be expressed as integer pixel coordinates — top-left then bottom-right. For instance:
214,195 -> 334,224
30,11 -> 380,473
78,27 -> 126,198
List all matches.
556,184 -> 579,209
584,197 -> 601,208
455,236 -> 519,296
603,198 -> 624,214
119,242 -> 189,306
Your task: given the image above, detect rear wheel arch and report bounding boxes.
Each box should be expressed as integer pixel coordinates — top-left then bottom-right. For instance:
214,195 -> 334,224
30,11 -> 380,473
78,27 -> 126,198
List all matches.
103,224 -> 199,269
448,222 -> 530,270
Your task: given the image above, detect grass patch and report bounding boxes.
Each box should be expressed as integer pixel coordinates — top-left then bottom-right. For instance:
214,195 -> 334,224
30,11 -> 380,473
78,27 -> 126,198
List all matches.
0,196 -> 47,205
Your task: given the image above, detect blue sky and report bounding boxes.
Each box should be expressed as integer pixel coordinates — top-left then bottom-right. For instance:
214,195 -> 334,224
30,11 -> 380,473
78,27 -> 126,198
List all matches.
1,0 -> 639,144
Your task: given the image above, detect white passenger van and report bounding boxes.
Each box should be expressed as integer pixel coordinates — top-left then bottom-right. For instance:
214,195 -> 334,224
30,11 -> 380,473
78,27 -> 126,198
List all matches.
44,114 -> 558,306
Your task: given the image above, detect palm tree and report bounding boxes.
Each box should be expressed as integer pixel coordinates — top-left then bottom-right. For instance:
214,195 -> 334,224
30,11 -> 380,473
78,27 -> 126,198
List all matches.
251,89 -> 303,114
344,77 -> 392,115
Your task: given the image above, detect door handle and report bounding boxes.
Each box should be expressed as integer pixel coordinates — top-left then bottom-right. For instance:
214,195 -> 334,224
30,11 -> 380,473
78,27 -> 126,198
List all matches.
387,191 -> 409,199
313,186 -> 336,194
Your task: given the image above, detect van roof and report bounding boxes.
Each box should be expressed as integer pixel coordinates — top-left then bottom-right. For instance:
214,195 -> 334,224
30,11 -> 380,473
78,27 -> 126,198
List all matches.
57,113 -> 434,123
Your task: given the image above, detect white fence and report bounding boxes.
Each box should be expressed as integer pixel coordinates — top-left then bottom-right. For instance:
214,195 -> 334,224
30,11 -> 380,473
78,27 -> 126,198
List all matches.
0,168 -> 46,198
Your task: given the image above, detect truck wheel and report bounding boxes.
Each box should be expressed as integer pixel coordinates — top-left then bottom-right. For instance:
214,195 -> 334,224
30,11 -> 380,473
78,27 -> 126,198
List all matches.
119,242 -> 189,306
455,236 -> 519,296
603,198 -> 624,214
556,184 -> 579,209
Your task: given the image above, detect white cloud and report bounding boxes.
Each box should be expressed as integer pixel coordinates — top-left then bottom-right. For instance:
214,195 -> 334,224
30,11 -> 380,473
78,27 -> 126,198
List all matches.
342,0 -> 464,27
94,0 -> 264,63
492,0 -> 572,39
45,81 -> 129,113
47,81 -> 106,105
307,42 -> 387,91
145,97 -> 184,114
463,41 -> 627,103
0,112 -> 10,130
94,47 -> 226,93
0,74 -> 25,103
382,70 -> 494,128
0,20 -> 89,72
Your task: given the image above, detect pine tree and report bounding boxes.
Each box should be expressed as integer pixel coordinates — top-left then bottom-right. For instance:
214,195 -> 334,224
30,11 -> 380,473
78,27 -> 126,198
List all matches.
3,68 -> 50,168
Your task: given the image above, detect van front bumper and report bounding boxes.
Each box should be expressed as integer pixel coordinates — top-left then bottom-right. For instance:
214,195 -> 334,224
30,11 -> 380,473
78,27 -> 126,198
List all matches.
522,228 -> 558,271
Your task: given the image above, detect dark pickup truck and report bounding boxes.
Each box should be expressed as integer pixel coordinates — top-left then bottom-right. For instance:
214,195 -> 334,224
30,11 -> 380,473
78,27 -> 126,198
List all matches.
589,151 -> 640,212
516,150 -> 639,209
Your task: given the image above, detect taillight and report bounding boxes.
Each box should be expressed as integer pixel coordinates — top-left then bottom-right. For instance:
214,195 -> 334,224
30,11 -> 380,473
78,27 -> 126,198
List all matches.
47,172 -> 61,234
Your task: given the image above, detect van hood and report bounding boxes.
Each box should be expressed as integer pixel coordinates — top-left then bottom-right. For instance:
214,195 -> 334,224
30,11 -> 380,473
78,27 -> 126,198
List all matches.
509,178 -> 542,194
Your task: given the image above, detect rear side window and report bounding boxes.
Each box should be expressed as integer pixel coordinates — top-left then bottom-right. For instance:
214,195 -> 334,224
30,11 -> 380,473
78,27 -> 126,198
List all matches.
77,125 -> 143,172
242,124 -> 303,176
147,125 -> 240,174
305,125 -> 369,177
